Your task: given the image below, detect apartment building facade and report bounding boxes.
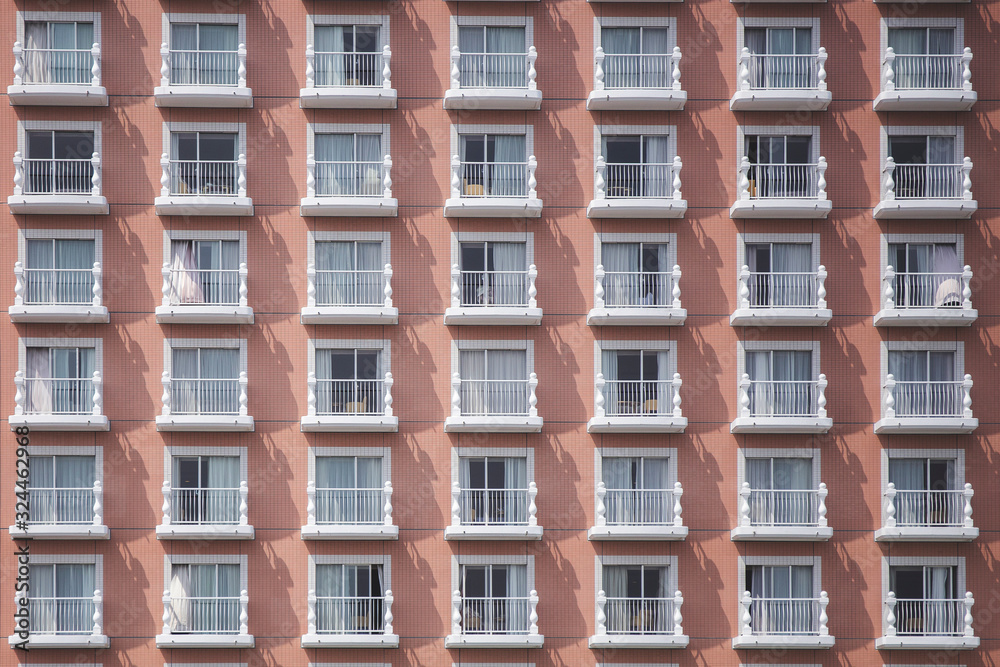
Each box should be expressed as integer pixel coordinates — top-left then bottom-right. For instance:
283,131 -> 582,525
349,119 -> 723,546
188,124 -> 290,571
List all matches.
1,0 -> 996,664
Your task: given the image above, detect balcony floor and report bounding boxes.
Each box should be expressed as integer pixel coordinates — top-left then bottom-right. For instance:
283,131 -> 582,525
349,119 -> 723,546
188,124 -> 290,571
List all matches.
9,633 -> 110,649
588,524 -> 688,541
8,84 -> 108,106
154,196 -> 254,217
444,306 -> 542,326
299,196 -> 398,217
874,308 -> 977,327
155,305 -> 254,324
299,87 -> 397,109
156,415 -> 255,432
301,524 -> 399,540
588,416 -> 687,434
9,304 -> 109,323
587,198 -> 687,219
445,525 -> 543,541
444,198 -> 543,218
300,415 -> 399,433
874,525 -> 978,542
873,199 -> 977,220
731,307 -> 833,327
730,199 -> 832,219
732,634 -> 835,649
9,414 -> 109,432
156,524 -> 255,540
876,635 -> 979,650
874,416 -> 977,434
156,633 -> 255,648
586,89 -> 687,111
731,525 -> 833,541
301,633 -> 399,648
589,634 -> 690,649
8,194 -> 109,215
731,416 -> 832,434
443,89 -> 542,110
300,306 -> 398,325
588,307 -> 687,326
444,416 -> 542,433
873,90 -> 976,112
730,89 -> 832,111
445,633 -> 544,648
153,85 -> 253,108
8,524 -> 110,540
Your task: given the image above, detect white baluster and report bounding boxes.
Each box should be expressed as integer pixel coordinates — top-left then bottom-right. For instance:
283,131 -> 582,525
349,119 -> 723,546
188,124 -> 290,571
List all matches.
595,155 -> 606,200
527,46 -> 537,91
239,480 -> 249,526
13,262 -> 23,306
818,591 -> 829,636
962,265 -> 973,310
961,47 -> 973,92
527,481 -> 538,527
884,482 -> 897,529
161,480 -> 171,525
160,153 -> 170,196
594,264 -> 606,309
237,153 -> 247,198
595,372 -> 606,419
304,44 -> 315,88
92,262 -> 103,307
161,590 -> 172,636
594,46 -> 605,91
383,589 -> 394,634
92,371 -> 103,417
451,590 -> 463,635
884,373 -> 896,419
527,155 -> 537,200
816,264 -> 827,310
817,482 -> 828,527
306,480 -> 316,526
450,45 -> 461,90
738,47 -> 751,91
739,591 -> 753,636
963,483 -> 974,528
883,157 -> 896,200
816,373 -> 828,419
237,43 -> 247,88
672,264 -> 682,309
383,481 -> 394,527
595,481 -> 607,527
383,371 -> 393,417
306,371 -> 316,417
962,374 -> 973,419
305,153 -> 315,198
739,482 -> 751,527
159,43 -> 170,86
963,592 -> 975,637
92,589 -> 103,636
451,155 -> 461,198
529,590 -> 539,635
738,156 -> 751,200
383,263 -> 393,308
451,481 -> 462,526
595,589 -> 607,635
883,265 -> 896,310
12,41 -> 23,86
383,155 -> 393,198
527,264 -> 538,309
239,371 -> 248,416
738,373 -> 751,418
672,373 -> 683,418
671,46 -> 682,91
816,156 -> 827,200
239,589 -> 249,635
673,590 -> 684,636
382,45 -> 392,90
13,371 -> 24,416
883,47 -> 895,92
161,262 -> 172,306
307,589 -> 317,634
962,157 -> 973,200
672,481 -> 683,527
885,591 -> 897,636
816,47 -> 827,91
12,151 -> 23,196
738,265 -> 751,309
451,372 -> 462,417
528,372 -> 538,417
92,480 -> 103,527
672,156 -> 682,200
450,264 -> 461,308
306,262 -> 316,308
239,262 -> 248,308
91,43 -> 101,87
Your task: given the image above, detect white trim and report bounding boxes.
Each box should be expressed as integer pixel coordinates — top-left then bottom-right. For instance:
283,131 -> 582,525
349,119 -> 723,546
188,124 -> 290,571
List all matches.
19,337 -> 103,373
18,120 -> 102,156
162,229 -> 247,265
595,233 -> 677,274
880,447 -> 966,520
163,12 -> 246,48
737,447 -> 821,491
163,122 -> 247,157
881,234 -> 964,276
880,126 -> 964,169
593,125 -> 677,178
595,555 -> 679,625
737,555 -> 823,603
452,231 -> 534,269
307,339 -> 391,375
881,556 -> 966,629
164,338 -> 247,376
308,231 -> 391,268
452,554 -> 535,593
737,340 -> 821,382
307,14 -> 390,49
452,339 -> 534,374
880,340 -> 964,389
594,17 -> 676,56
19,229 -> 102,265
164,445 -> 248,490
28,553 -> 103,591
164,554 -> 249,592
165,664 -> 246,667
738,125 -> 820,164
595,340 -> 677,378
309,554 -> 391,593
311,664 -> 391,667
451,16 -> 533,54
737,17 -> 821,57
16,12 -> 102,47
307,123 -> 391,158
451,446 -> 535,486
308,446 -> 392,484
452,124 -> 534,161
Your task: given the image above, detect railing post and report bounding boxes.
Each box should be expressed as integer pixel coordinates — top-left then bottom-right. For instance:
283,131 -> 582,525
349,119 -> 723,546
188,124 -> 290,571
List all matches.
529,589 -> 539,635
239,371 -> 249,416
450,155 -> 461,199
595,481 -> 607,527
382,45 -> 392,90
383,263 -> 394,308
161,262 -> 172,306
92,262 -> 103,307
239,480 -> 249,526
528,372 -> 538,417
594,46 -> 605,91
384,589 -> 394,634
595,589 -> 607,635
738,156 -> 751,200
595,372 -> 606,419
962,374 -> 973,419
739,482 -> 752,527
304,44 -> 314,89
13,371 -> 24,416
816,373 -> 827,419
672,481 -> 683,527
816,46 -> 827,91
451,481 -> 462,526
161,590 -> 172,636
884,373 -> 896,419
885,591 -> 897,637
450,264 -> 461,308
963,483 -> 974,528
672,156 -> 683,200
307,589 -> 317,634
160,370 -> 171,417
961,47 -> 972,92
672,264 -> 682,309
451,590 -> 463,635
528,481 -> 538,526
92,371 -> 103,417
673,590 -> 684,637
818,591 -> 829,636
12,41 -> 23,86
237,43 -> 247,88
161,480 -> 171,526
817,482 -> 828,527
527,46 -> 537,91
91,43 -> 102,88
12,151 -> 23,196
671,46 -> 682,90
884,482 -> 897,529
739,591 -> 752,636
13,262 -> 23,306
93,480 -> 103,527
962,265 -> 973,310
239,589 -> 249,635
883,157 -> 896,201
738,47 -> 751,91
383,371 -> 394,418
816,264 -> 827,310
306,480 -> 316,526
305,154 -> 316,198
883,265 -> 896,310
594,264 -> 606,309
672,373 -> 683,418
451,372 -> 462,417
595,155 -> 607,200
237,153 -> 247,198
963,592 -> 975,637
306,371 -> 316,417
383,481 -> 394,527
527,264 -> 538,309
383,155 -> 393,198
738,373 -> 751,418
159,43 -> 170,86
238,262 -> 248,307
883,47 -> 895,92
160,153 -> 170,196
527,155 -> 538,200
962,157 -> 973,200
738,265 -> 751,309
92,589 -> 103,636
450,45 -> 461,90
306,262 -> 316,308
816,156 -> 827,200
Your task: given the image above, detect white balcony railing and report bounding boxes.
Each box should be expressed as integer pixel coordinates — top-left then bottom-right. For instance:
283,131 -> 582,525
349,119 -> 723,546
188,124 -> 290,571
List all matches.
155,42 -> 251,108
598,376 -> 682,417
162,265 -> 246,307
883,375 -> 971,418
308,374 -> 393,417
14,261 -> 102,307
306,46 -> 391,88
883,483 -> 974,528
737,592 -> 830,639
733,374 -> 830,433
739,266 -> 828,310
738,48 -> 827,91
596,48 -> 681,90
596,157 -> 682,200
14,372 -> 102,416
13,152 -> 101,197
307,155 -> 392,198
307,592 -> 394,635
882,592 -> 975,638
450,591 -> 539,637
882,266 -> 972,310
875,157 -> 976,218
307,481 -> 394,526
309,264 -> 393,308
444,45 -> 540,110
157,371 -> 252,432
739,483 -> 828,528
453,376 -> 536,417
596,265 -> 681,310
591,590 -> 687,648
739,159 -> 827,199
163,158 -> 242,196
597,482 -> 683,527
446,155 -> 540,217
883,48 -> 972,92
159,590 -> 249,639
27,594 -> 102,634
455,267 -> 536,307
9,41 -> 106,106
162,482 -> 247,526
28,481 -> 102,526
451,482 -> 538,527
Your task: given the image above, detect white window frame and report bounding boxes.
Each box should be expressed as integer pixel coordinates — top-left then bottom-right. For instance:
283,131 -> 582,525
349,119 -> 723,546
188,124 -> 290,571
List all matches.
25,445 -> 103,518
594,555 -> 679,626
19,337 -> 103,378
29,553 -> 103,595
308,14 -> 390,50
452,231 -> 534,271
737,340 -> 822,387
18,120 -> 102,159
738,125 -> 821,165
594,17 -> 676,54
595,339 -> 677,380
880,447 -> 965,525
452,15 -> 533,55
881,18 -> 965,56
16,11 -> 101,46
163,122 -> 247,162
162,229 -> 247,267
163,553 -> 249,598
452,554 -> 535,598
308,231 -> 391,271
452,339 -> 533,379
452,124 -> 534,164
308,554 -> 392,595
19,229 -> 102,267
594,447 -> 678,518
594,125 -> 677,186
163,445 -> 248,504
881,125 -> 964,171
881,233 -> 964,277
164,338 -> 247,378
737,555 -> 823,615
452,446 -> 535,489
737,447 -> 821,491
880,340 -> 964,390
594,232 -> 677,275
736,233 -> 820,297
736,17 -> 821,78
308,446 -> 392,492
881,556 -> 966,634
308,339 -> 392,377
162,13 -> 246,51
307,123 -> 391,161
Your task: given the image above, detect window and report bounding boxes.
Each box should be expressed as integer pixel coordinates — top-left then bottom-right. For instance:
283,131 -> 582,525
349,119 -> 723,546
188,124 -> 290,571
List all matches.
25,346 -> 95,414
316,348 -> 382,415
24,130 -> 94,194
169,132 -> 238,196
167,239 -> 239,305
315,241 -> 383,306
458,26 -> 527,88
601,456 -> 671,525
457,456 -> 529,525
745,135 -> 812,198
459,349 -> 528,415
890,565 -> 961,636
170,347 -> 240,415
889,28 -> 957,89
29,563 -> 96,634
746,457 -> 814,525
601,27 -> 671,89
315,456 -> 383,524
28,454 -> 96,525
460,134 -> 527,197
889,457 -> 963,526
167,563 -> 240,634
745,565 -> 816,635
888,242 -> 963,308
745,28 -> 812,88
23,238 -> 95,305
460,564 -> 529,634
746,350 -> 813,416
169,23 -> 239,85
22,21 -> 94,84
315,564 -> 385,634
888,136 -> 959,198
744,242 -> 813,307
314,25 -> 380,86
603,564 -> 670,634
460,241 -> 527,306
602,242 -> 671,307
171,455 -> 240,525
887,349 -> 956,416
602,135 -> 672,198
314,133 -> 383,196
601,348 -> 672,416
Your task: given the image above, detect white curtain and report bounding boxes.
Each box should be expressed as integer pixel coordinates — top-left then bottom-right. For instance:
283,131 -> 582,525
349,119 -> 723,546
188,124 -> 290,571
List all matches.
357,135 -> 383,195
890,458 -> 925,525
926,567 -> 956,634
603,565 -> 629,598
486,27 -> 524,87
491,242 -> 525,305
26,347 -> 52,414
169,565 -> 192,631
928,136 -> 956,197
603,28 -> 639,55
207,457 -> 238,524
643,136 -> 671,197
505,457 -> 527,521
888,28 -> 927,55
316,241 -> 354,305
773,351 -> 811,415
746,351 -> 771,416
932,244 -> 962,306
460,351 -> 487,414
655,244 -> 670,305
654,350 -> 669,414
507,564 -> 527,597
487,350 -> 527,414
317,564 -> 345,632
643,458 -> 668,489
317,457 -> 354,523
773,244 -> 811,306
603,243 -> 639,307
316,134 -> 353,195
602,349 -> 620,411
170,241 -> 205,304
315,26 -> 346,85
493,135 -> 525,196
24,22 -> 51,83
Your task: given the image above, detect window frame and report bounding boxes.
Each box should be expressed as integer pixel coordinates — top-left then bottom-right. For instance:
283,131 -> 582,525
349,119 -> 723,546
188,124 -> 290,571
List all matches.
737,555 -> 823,607
163,122 -> 247,165
164,338 -> 246,384
163,445 -> 247,525
25,445 -> 102,525
594,447 -> 678,519
880,340 -> 964,394
880,556 -> 966,634
880,234 -> 965,309
163,554 -> 249,612
880,447 -> 965,525
16,11 -> 101,48
162,12 -> 246,53
594,555 -> 678,629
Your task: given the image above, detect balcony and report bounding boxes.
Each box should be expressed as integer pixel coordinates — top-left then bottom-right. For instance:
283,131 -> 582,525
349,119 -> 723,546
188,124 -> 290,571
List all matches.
8,152 -> 108,215
302,590 -> 398,648
587,47 -> 685,110
301,481 -> 398,540
876,592 -> 978,650
300,45 -> 396,108
300,155 -> 396,217
445,482 -> 542,540
300,262 -> 397,324
156,590 -> 254,648
444,46 -> 541,110
874,265 -> 976,326
300,372 -> 397,432
590,590 -> 688,649
730,48 -> 830,111
875,483 -> 977,542
8,480 -> 109,540
156,263 -> 252,324
588,481 -> 687,541
731,374 -> 831,433
155,154 -> 253,216
874,374 -> 976,434
156,480 -> 254,540
588,374 -> 686,433
444,264 -> 541,325
445,590 -> 543,648
730,265 -> 831,326
156,372 -> 254,432
444,155 -> 541,218
154,42 -> 252,107
874,48 -> 975,111
587,156 -> 687,218
9,371 -> 108,432
588,264 -> 685,326
8,41 -> 107,106
731,483 -> 831,541
7,591 -> 109,649
730,157 -> 831,219
732,591 -> 834,649
444,373 -> 542,432
873,157 -> 976,219
9,261 -> 108,323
